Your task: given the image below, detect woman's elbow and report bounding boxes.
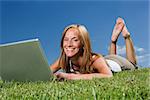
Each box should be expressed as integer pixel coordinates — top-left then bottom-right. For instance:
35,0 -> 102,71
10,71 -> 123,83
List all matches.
104,72 -> 113,78
107,74 -> 113,78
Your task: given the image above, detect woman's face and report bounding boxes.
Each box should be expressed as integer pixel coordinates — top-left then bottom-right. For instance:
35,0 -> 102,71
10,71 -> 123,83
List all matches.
63,28 -> 82,58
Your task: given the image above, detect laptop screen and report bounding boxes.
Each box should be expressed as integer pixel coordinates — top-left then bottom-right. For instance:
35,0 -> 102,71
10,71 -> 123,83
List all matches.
0,39 -> 52,81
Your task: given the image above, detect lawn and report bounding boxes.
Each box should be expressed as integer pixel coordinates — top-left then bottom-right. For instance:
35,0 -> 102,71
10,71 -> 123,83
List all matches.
0,68 -> 149,100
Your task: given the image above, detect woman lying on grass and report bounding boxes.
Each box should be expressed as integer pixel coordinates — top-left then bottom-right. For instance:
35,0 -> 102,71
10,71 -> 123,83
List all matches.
50,17 -> 138,80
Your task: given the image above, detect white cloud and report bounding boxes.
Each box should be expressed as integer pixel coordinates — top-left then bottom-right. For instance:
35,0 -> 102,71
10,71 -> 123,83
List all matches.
117,45 -> 126,55
134,46 -> 145,53
136,54 -> 150,67
136,54 -> 150,63
116,45 -> 145,55
107,45 -> 126,55
108,45 -> 150,67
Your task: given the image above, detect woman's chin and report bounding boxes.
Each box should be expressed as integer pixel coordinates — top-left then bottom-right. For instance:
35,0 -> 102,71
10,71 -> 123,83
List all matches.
65,51 -> 81,58
66,54 -> 75,58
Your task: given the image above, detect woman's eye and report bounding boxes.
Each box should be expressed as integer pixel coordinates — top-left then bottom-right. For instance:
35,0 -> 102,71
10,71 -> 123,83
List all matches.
74,39 -> 78,41
63,38 -> 68,41
73,38 -> 79,42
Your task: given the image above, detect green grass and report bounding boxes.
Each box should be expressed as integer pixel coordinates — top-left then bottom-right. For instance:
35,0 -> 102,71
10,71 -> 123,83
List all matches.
0,68 -> 149,100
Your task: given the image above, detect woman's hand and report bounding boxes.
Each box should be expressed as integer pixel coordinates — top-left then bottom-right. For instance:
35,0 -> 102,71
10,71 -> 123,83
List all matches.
54,72 -> 112,80
54,72 -> 79,80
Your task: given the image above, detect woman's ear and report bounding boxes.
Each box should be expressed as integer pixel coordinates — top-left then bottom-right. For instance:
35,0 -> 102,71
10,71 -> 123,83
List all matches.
82,46 -> 84,50
80,46 -> 84,53
80,44 -> 84,49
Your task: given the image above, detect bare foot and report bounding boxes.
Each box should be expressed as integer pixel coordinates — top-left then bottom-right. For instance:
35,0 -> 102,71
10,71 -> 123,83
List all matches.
111,17 -> 124,42
122,22 -> 130,38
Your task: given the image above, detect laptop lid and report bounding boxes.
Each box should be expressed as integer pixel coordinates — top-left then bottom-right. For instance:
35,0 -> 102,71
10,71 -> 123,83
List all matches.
0,39 -> 52,81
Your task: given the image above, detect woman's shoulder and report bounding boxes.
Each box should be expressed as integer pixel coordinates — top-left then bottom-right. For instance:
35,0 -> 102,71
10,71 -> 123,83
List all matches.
91,53 -> 103,64
90,53 -> 106,72
92,53 -> 103,60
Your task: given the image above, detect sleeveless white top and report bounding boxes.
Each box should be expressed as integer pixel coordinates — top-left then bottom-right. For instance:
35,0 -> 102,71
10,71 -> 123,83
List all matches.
106,59 -> 122,72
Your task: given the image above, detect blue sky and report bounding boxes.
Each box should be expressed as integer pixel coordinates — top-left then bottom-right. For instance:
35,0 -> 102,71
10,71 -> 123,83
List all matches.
1,0 -> 150,67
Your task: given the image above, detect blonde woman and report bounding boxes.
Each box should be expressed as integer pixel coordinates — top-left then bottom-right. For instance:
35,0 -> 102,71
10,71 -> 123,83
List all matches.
50,17 -> 137,80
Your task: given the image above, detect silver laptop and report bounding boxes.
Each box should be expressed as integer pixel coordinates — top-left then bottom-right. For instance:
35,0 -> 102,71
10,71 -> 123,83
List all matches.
0,39 -> 53,81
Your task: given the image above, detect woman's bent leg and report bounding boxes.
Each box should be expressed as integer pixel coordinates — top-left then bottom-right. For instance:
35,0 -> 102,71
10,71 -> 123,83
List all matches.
109,17 -> 124,55
122,24 -> 137,65
109,42 -> 117,55
125,36 -> 137,65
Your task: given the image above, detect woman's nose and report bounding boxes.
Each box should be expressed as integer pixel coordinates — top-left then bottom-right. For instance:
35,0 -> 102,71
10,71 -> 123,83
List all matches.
67,40 -> 73,47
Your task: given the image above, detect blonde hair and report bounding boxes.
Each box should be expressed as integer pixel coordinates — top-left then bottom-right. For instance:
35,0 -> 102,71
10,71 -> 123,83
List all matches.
59,24 -> 96,73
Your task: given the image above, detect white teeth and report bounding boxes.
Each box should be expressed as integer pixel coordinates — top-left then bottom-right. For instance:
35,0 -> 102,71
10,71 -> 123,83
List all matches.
66,48 -> 74,50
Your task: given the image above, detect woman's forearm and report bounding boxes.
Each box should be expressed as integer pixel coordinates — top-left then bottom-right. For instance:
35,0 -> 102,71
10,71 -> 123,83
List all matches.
69,73 -> 113,80
55,72 -> 113,80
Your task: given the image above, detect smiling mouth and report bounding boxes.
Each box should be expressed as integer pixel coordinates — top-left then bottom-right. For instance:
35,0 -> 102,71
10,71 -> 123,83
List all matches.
66,48 -> 75,51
